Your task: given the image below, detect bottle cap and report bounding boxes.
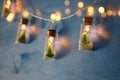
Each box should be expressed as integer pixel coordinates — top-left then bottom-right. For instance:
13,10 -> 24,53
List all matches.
48,29 -> 56,37
22,18 -> 29,25
84,16 -> 93,25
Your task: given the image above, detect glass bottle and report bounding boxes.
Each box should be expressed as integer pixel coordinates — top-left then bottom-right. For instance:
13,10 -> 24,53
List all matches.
44,28 -> 57,60
16,17 -> 29,44
2,0 -> 12,17
78,16 -> 93,50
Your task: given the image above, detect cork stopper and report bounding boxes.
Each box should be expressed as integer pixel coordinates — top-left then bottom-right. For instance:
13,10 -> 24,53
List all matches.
48,29 -> 56,37
84,16 -> 93,25
22,18 -> 29,25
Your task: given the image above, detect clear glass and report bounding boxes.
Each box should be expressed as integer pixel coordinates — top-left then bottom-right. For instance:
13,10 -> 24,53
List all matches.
16,18 -> 29,44
78,24 -> 93,50
2,0 -> 12,17
44,30 -> 57,60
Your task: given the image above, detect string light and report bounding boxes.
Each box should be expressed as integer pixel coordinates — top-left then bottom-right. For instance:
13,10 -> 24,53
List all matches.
30,0 -> 97,22
87,6 -> 95,16
22,10 -> 30,18
64,0 -> 70,6
76,10 -> 82,17
6,13 -> 15,22
107,10 -> 113,16
65,8 -> 71,15
78,1 -> 84,9
50,13 -> 56,21
98,6 -> 105,14
118,10 -> 120,16
101,12 -> 106,18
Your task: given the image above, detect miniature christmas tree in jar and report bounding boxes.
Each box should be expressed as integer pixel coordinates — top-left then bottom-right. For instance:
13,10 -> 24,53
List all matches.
16,18 -> 29,44
79,16 -> 93,50
2,0 -> 15,22
44,29 -> 57,60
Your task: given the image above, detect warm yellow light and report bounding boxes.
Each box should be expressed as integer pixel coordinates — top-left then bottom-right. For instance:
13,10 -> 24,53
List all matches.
21,24 -> 26,30
85,25 -> 90,32
6,13 -> 15,22
55,11 -> 62,21
65,8 -> 71,15
112,10 -> 117,16
50,13 -> 56,21
64,0 -> 70,6
55,11 -> 62,17
101,12 -> 106,18
82,32 -> 87,36
7,0 -> 11,6
87,6 -> 95,16
48,37 -> 54,44
118,10 -> 120,16
16,0 -> 23,13
22,10 -> 30,18
78,1 -> 84,8
76,10 -> 82,17
55,15 -> 62,21
98,6 -> 105,14
107,10 -> 113,16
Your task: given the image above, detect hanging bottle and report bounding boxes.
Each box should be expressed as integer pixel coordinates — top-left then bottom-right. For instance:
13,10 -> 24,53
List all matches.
2,0 -> 12,17
78,16 -> 93,50
44,22 -> 57,60
16,17 -> 29,44
2,0 -> 15,22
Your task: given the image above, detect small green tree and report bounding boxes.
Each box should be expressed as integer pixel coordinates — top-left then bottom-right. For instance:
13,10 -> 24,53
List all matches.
17,30 -> 26,43
46,46 -> 54,58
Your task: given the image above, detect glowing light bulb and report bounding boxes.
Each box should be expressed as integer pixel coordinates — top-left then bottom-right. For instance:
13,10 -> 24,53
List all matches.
87,6 -> 95,16
7,0 -> 11,6
21,24 -> 26,30
55,11 -> 62,21
78,1 -> 84,8
98,6 -> 105,14
22,10 -> 30,18
107,10 -> 113,16
85,25 -> 90,32
6,13 -> 15,22
50,13 -> 56,21
118,10 -> 120,16
48,37 -> 54,44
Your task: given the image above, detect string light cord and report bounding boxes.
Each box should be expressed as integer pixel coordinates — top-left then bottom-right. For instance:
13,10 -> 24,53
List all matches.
30,0 -> 97,22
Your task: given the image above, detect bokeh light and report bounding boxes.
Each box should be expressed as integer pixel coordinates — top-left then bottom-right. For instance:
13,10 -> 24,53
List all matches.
112,10 -> 117,16
7,0 -> 11,6
50,13 -> 56,21
64,0 -> 70,6
90,24 -> 109,42
15,0 -> 23,13
21,24 -> 26,30
54,37 -> 71,52
107,10 -> 113,16
98,6 -> 105,14
101,12 -> 107,18
55,11 -> 62,21
87,6 -> 95,16
76,10 -> 82,17
6,13 -> 15,22
118,10 -> 120,16
65,8 -> 71,15
78,1 -> 84,8
22,10 -> 30,18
